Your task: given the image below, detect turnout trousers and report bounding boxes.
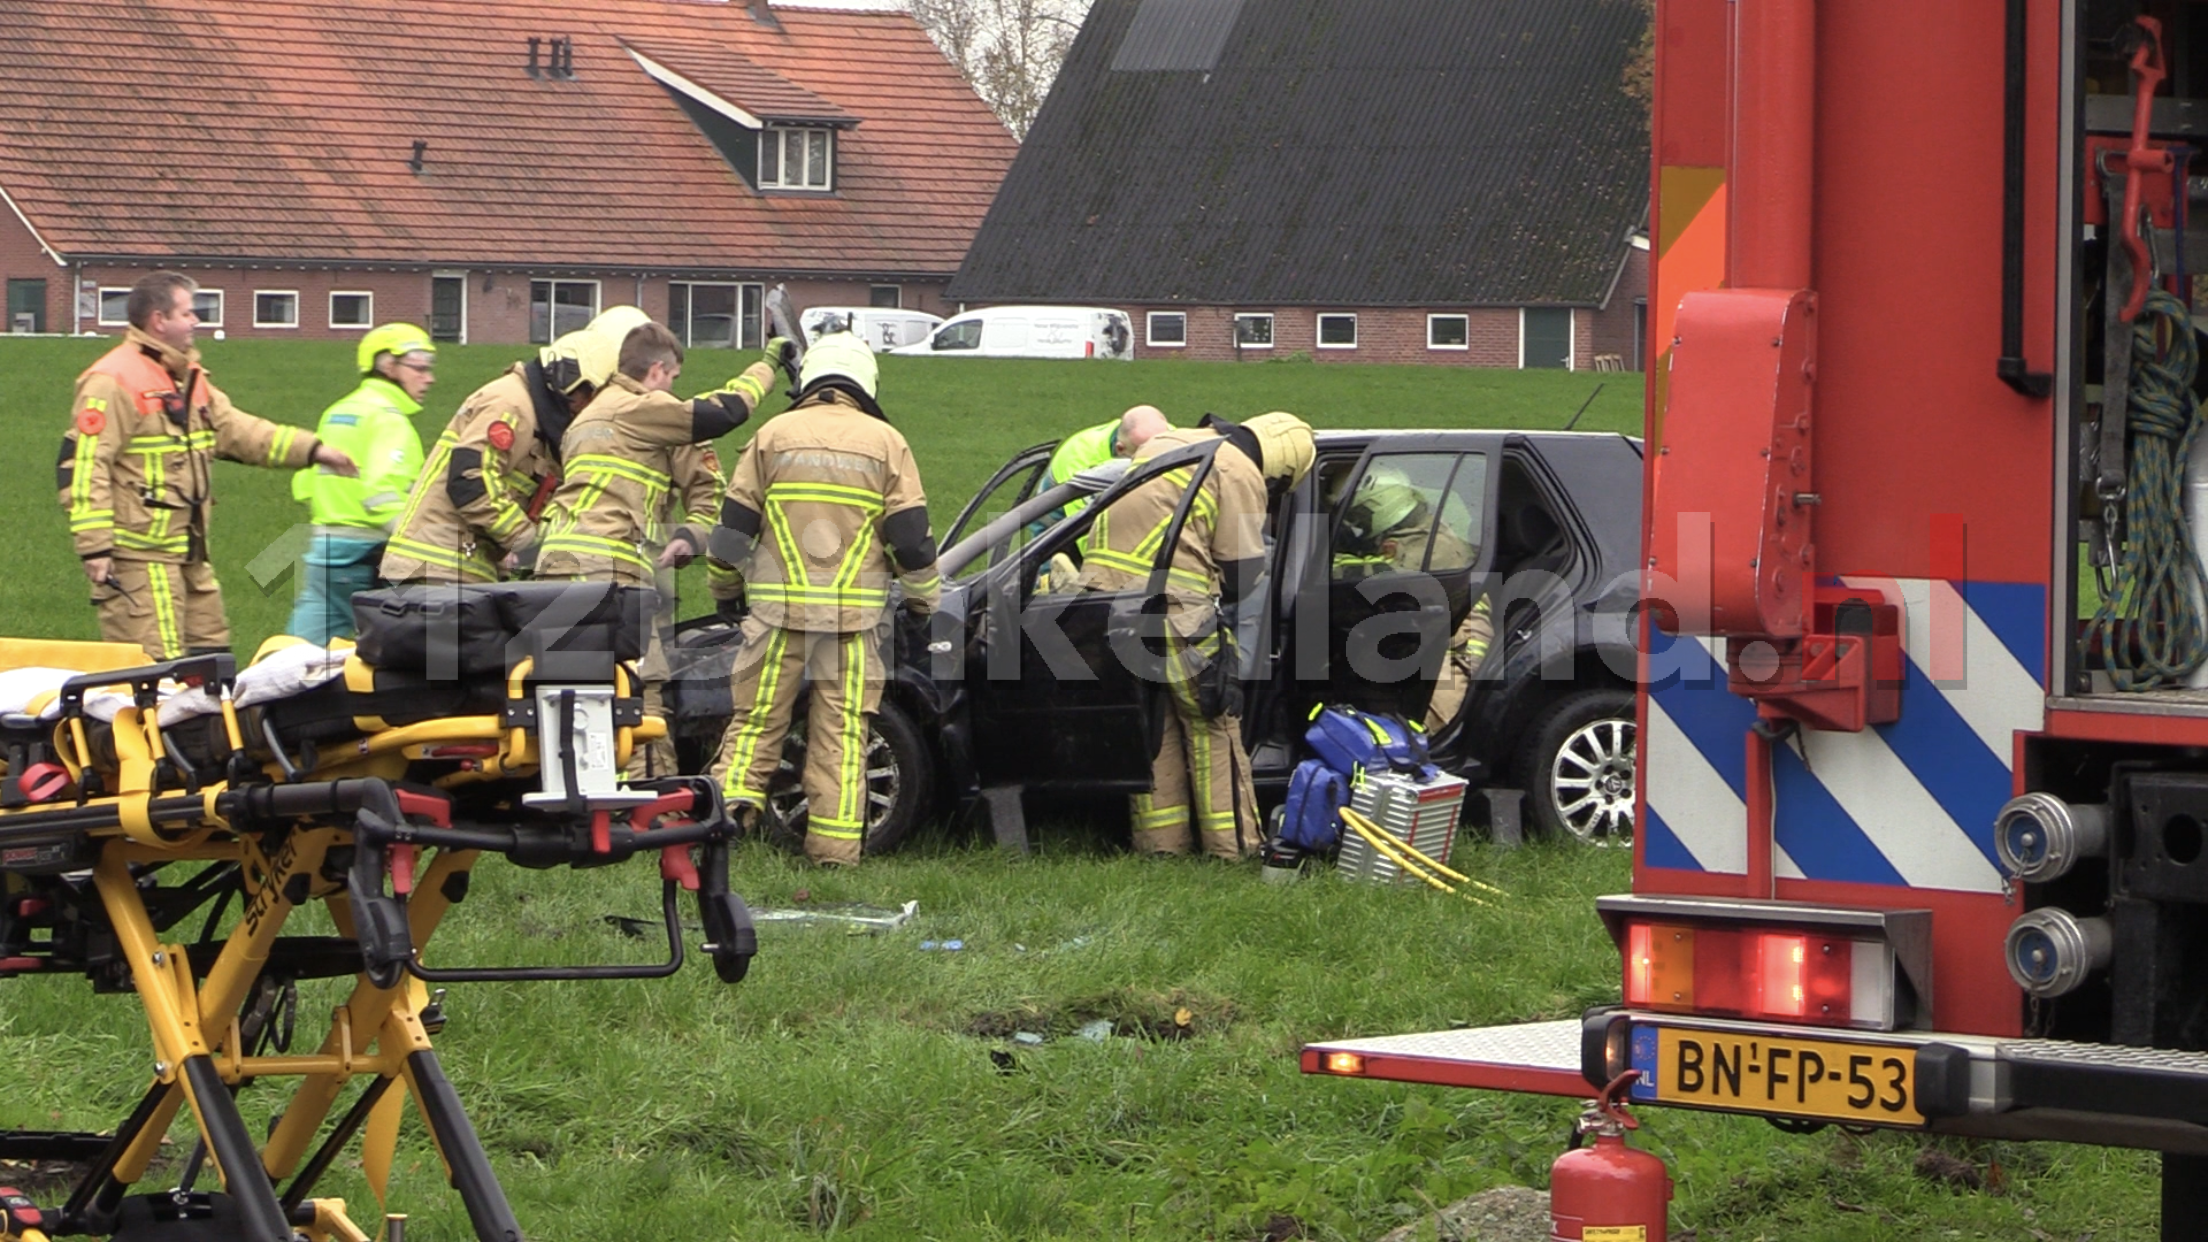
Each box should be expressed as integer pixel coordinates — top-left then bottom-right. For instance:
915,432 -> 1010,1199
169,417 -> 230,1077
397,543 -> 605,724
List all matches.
709,617 -> 883,866
1130,610 -> 1259,860
95,559 -> 229,661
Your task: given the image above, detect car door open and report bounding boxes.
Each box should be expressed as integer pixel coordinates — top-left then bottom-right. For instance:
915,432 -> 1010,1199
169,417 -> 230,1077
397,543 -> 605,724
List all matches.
1297,437 -> 1501,723
963,442 -> 1219,789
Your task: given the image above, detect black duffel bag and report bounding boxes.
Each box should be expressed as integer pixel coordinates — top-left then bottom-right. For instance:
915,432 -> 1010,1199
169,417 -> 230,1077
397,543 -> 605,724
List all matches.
354,581 -> 656,676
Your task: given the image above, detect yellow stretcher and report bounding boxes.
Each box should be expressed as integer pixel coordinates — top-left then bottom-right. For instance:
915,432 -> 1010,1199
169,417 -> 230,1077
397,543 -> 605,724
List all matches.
0,592 -> 755,1242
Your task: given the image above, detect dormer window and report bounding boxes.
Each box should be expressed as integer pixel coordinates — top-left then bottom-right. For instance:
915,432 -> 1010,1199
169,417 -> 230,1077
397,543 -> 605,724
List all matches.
760,126 -> 832,191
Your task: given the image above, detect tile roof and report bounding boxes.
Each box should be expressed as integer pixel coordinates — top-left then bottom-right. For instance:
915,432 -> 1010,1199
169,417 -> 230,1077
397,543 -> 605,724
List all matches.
948,0 -> 1650,307
622,38 -> 856,126
0,0 -> 1016,275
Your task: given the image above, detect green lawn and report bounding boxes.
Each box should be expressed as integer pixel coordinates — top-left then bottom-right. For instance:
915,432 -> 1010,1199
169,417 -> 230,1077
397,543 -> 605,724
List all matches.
0,339 -> 2158,1240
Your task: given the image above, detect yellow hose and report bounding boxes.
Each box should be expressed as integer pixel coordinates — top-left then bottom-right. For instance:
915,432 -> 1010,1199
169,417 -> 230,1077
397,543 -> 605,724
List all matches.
1340,807 -> 1509,898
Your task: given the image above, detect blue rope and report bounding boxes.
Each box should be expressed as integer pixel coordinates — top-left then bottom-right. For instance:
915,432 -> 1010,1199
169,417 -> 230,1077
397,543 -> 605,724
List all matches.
2091,288 -> 2208,690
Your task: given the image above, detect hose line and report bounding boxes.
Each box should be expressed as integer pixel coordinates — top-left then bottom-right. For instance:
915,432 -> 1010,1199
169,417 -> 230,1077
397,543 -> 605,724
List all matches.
2091,288 -> 2208,690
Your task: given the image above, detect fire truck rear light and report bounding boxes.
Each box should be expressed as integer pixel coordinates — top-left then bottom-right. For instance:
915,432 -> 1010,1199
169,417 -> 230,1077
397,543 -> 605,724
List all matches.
1324,1052 -> 1365,1075
1624,922 -> 1695,1009
1621,919 -> 1889,1028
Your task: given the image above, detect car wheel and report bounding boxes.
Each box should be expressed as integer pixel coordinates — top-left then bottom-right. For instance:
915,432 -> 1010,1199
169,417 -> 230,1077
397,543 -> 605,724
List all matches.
1521,689 -> 1636,844
759,700 -> 934,857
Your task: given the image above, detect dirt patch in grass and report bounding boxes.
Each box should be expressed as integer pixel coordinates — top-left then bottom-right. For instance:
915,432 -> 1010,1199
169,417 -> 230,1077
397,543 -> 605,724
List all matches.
964,987 -> 1234,1042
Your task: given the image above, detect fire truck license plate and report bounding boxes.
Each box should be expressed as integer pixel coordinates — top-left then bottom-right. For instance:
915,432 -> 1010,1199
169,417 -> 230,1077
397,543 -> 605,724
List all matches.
1635,1027 -> 1924,1126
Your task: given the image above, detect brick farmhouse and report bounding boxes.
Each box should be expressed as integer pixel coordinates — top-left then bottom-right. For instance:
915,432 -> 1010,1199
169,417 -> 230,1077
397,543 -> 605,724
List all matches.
949,0 -> 1650,370
0,0 -> 1014,348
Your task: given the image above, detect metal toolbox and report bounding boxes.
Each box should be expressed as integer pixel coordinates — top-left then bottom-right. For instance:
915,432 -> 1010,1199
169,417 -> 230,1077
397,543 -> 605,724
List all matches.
1337,770 -> 1467,884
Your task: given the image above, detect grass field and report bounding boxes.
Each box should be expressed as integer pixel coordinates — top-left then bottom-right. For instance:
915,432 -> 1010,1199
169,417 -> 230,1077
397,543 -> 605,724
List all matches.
0,339 -> 2160,1240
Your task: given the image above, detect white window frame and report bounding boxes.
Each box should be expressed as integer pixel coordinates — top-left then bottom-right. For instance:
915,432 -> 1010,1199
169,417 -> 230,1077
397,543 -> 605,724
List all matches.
1517,307 -> 1576,371
1427,313 -> 1470,351
192,289 -> 224,327
530,279 -> 601,343
1146,311 -> 1188,348
1233,312 -> 1274,349
669,280 -> 763,350
1315,312 -> 1358,350
253,290 -> 301,330
328,290 -> 374,330
758,126 -> 835,191
96,286 -> 131,327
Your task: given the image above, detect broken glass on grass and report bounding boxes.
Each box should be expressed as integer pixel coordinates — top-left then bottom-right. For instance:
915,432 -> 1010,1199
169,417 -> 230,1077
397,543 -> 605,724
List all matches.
602,899 -> 917,938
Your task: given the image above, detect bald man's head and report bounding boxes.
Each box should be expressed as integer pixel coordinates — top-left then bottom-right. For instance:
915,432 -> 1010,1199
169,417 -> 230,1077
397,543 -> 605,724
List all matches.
1116,404 -> 1171,456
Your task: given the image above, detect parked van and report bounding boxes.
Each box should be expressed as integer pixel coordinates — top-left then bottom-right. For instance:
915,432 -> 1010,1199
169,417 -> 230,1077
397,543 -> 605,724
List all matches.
800,307 -> 944,352
891,306 -> 1134,360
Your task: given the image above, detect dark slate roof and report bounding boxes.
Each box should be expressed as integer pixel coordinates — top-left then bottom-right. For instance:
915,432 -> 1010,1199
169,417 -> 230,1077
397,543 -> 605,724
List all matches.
949,0 -> 1650,307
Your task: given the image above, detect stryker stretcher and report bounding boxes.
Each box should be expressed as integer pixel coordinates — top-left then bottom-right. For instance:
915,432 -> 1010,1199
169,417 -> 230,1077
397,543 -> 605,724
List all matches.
0,582 -> 756,1241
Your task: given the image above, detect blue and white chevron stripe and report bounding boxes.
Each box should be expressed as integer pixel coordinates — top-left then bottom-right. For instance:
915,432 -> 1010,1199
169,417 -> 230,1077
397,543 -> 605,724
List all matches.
1642,578 -> 2045,894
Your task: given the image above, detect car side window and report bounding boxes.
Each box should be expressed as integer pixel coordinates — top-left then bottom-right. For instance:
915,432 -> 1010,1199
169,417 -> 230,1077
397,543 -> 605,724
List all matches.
1429,454 -> 1489,572
1330,453 -> 1478,580
948,458 -> 1049,581
934,319 -> 982,351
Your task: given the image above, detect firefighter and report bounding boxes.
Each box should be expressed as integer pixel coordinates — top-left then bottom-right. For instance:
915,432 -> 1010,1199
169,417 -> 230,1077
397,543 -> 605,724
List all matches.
706,331 -> 939,866
1335,465 -> 1493,732
285,323 -> 433,642
60,271 -> 358,660
534,321 -> 783,777
377,328 -> 618,585
1076,411 -> 1315,859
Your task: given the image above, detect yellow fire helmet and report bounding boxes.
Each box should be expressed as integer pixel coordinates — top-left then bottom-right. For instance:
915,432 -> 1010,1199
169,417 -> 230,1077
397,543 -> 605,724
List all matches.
1243,411 -> 1316,488
1349,464 -> 1426,536
356,322 -> 434,376
539,328 -> 620,396
797,330 -> 879,401
587,305 -> 653,348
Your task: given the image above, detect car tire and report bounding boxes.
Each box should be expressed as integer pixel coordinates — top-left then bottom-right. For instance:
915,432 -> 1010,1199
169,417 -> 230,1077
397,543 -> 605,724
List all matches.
1519,689 -> 1636,844
759,699 -> 934,857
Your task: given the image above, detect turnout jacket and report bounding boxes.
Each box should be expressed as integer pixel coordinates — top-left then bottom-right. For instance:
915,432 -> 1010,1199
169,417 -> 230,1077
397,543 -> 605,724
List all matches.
60,328 -> 320,564
535,374 -> 754,586
714,389 -> 939,632
1074,426 -> 1268,606
380,363 -> 564,584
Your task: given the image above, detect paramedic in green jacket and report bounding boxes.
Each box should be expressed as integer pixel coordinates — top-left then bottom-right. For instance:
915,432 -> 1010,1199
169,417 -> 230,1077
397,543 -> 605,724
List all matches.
1044,403 -> 1171,518
287,323 -> 433,642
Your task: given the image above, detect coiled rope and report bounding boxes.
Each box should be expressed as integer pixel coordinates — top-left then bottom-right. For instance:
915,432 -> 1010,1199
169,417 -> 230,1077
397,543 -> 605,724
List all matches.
2091,287 -> 2208,690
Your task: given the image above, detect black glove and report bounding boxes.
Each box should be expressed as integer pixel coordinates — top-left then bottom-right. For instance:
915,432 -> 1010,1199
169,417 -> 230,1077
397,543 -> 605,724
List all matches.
715,593 -> 746,624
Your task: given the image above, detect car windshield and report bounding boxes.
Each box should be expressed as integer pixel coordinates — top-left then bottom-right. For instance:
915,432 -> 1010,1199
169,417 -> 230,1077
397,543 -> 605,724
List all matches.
933,319 -> 982,350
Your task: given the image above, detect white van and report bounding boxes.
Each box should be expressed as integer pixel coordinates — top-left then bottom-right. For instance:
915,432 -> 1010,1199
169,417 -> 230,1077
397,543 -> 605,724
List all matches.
800,307 -> 944,352
892,306 -> 1134,360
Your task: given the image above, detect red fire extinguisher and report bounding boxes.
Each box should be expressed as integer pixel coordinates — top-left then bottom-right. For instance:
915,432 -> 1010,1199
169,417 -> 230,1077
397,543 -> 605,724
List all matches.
1550,1070 -> 1672,1242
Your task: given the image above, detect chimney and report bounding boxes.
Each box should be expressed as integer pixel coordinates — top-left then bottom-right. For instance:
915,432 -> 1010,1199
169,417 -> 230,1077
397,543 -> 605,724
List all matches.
551,36 -> 575,79
748,0 -> 781,30
409,140 -> 427,173
526,36 -> 540,77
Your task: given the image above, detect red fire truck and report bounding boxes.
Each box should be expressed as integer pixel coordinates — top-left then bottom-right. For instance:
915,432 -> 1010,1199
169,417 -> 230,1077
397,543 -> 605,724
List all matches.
1304,2 -> 2208,1236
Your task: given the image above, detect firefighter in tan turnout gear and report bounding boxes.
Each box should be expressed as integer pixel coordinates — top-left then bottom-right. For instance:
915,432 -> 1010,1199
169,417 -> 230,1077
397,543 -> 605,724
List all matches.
59,271 -> 358,660
1076,412 -> 1315,859
534,320 -> 783,777
707,331 -> 940,866
378,328 -> 619,585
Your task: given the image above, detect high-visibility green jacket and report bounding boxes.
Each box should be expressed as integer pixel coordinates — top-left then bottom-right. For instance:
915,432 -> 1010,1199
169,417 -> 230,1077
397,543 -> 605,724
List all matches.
291,376 -> 424,534
1045,420 -> 1119,520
